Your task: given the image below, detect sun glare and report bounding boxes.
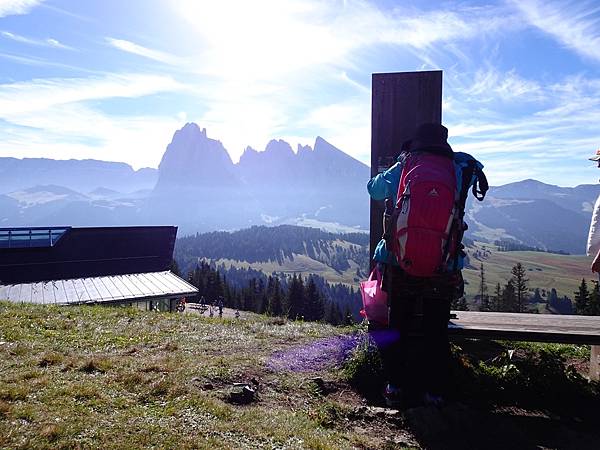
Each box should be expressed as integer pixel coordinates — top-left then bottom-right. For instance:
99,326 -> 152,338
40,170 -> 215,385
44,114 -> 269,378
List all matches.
171,0 -> 354,78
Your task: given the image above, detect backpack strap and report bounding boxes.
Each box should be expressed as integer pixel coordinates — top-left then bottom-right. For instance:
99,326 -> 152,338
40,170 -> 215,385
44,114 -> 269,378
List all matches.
472,165 -> 488,201
458,159 -> 488,207
445,156 -> 487,273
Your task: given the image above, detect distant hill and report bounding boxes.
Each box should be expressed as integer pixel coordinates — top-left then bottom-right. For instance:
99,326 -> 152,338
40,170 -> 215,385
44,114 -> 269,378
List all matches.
175,225 -> 593,305
175,225 -> 370,286
0,157 -> 157,194
1,123 -> 599,254
466,179 -> 600,254
0,184 -> 146,227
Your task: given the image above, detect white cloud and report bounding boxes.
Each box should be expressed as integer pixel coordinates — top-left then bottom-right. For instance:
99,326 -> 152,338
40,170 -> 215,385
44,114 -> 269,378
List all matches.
0,51 -> 99,74
0,106 -> 181,169
0,73 -> 185,168
105,38 -> 179,65
45,38 -> 69,49
1,30 -> 73,49
512,0 -> 600,63
4,0 -> 596,189
0,0 -> 42,17
299,97 -> 371,162
460,68 -> 544,102
156,0 -> 515,164
445,70 -> 600,186
0,73 -> 182,115
171,0 -> 513,78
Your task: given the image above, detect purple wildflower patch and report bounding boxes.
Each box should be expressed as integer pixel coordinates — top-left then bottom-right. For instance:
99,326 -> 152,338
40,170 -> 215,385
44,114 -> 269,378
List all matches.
266,334 -> 361,372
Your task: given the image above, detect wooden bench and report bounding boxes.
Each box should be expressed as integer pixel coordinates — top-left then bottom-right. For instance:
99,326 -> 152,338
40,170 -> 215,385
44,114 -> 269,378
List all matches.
448,311 -> 600,381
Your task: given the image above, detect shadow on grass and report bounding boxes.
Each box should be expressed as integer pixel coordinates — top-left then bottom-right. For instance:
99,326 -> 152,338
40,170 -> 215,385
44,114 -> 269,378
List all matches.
342,334 -> 600,448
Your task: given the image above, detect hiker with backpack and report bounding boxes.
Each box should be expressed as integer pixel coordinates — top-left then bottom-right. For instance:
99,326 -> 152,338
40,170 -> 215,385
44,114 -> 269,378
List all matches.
365,123 -> 487,408
587,149 -> 600,274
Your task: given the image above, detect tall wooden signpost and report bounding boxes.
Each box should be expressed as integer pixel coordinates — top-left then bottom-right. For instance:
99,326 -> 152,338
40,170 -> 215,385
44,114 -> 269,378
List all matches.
369,71 -> 443,264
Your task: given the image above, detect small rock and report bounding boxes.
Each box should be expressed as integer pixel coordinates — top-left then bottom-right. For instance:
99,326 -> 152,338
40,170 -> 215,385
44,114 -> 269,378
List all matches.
228,385 -> 257,405
362,406 -> 402,419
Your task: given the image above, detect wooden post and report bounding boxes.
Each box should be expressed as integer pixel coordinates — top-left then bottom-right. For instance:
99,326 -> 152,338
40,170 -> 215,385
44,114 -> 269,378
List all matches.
370,71 -> 443,263
591,345 -> 600,381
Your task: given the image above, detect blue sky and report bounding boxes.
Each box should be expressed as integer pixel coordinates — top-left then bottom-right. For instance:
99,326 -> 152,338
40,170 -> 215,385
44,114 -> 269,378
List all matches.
0,0 -> 599,186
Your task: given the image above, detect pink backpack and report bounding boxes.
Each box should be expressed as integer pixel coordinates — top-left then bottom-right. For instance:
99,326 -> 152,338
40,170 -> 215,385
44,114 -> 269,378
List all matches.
392,152 -> 458,277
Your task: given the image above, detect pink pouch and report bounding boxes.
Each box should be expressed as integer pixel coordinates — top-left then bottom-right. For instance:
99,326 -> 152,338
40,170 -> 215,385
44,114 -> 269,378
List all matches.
359,267 -> 389,326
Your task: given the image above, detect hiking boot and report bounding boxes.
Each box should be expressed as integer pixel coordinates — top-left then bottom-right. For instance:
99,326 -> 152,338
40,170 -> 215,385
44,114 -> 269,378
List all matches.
384,383 -> 403,408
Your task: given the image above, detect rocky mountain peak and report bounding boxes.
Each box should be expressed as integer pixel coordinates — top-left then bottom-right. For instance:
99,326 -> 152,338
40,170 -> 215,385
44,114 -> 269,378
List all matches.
297,144 -> 312,157
155,123 -> 235,190
264,139 -> 294,158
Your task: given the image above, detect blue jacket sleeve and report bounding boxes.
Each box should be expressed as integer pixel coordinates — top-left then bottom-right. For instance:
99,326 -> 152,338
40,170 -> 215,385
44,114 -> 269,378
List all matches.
367,161 -> 402,265
366,162 -> 402,202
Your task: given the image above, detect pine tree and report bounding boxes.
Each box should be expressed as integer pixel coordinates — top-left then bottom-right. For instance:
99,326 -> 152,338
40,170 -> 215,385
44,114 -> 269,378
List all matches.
502,279 -> 516,312
269,277 -> 283,316
510,263 -> 529,312
589,281 -> 600,315
305,276 -> 325,321
242,285 -> 254,312
170,259 -> 181,277
324,300 -> 337,325
286,274 -> 306,320
492,282 -> 502,312
324,300 -> 344,325
574,278 -> 591,315
479,263 -> 490,311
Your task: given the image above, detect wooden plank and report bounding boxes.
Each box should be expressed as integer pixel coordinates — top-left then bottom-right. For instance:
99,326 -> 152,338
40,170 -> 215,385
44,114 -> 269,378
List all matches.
41,281 -> 55,305
448,311 -> 600,345
98,276 -> 127,300
69,279 -> 90,303
90,277 -> 115,302
81,278 -> 102,302
117,274 -> 144,297
30,282 -> 44,304
123,273 -> 155,296
370,71 -> 443,263
52,280 -> 69,305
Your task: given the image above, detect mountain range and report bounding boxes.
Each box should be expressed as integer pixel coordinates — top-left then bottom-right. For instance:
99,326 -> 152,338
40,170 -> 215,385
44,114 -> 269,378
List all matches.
1,122 -> 598,254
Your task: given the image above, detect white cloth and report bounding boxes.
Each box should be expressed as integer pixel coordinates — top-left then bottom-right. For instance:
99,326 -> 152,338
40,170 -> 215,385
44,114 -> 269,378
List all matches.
587,194 -> 600,257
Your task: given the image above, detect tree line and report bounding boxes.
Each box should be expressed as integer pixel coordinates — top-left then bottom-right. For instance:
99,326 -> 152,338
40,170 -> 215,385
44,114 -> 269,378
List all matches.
460,261 -> 600,316
453,262 -> 532,312
183,261 -> 357,325
494,239 -> 569,255
175,225 -> 369,274
573,278 -> 600,316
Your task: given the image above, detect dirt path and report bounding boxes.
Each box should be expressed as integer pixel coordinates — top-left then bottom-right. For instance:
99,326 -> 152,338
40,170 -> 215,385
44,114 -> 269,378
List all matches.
184,304 -> 251,319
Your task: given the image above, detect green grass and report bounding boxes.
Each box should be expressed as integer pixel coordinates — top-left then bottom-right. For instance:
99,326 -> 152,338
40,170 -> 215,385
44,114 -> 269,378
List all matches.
0,302 -> 414,449
463,242 -> 594,302
2,302 -> 598,449
213,241 -> 593,300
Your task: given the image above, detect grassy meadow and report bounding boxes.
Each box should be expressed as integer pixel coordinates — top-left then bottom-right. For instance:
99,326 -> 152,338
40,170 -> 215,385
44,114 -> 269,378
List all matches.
462,243 -> 594,301
1,301 -> 599,449
0,302 -> 413,449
